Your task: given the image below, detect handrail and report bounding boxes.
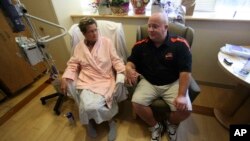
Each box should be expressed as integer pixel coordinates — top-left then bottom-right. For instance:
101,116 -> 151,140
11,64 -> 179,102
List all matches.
24,13 -> 67,43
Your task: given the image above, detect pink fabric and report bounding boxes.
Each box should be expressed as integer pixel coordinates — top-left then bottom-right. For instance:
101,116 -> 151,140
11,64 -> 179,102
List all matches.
62,36 -> 125,107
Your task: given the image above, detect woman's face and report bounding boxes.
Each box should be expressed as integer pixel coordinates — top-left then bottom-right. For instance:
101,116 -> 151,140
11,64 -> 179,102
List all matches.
83,24 -> 98,42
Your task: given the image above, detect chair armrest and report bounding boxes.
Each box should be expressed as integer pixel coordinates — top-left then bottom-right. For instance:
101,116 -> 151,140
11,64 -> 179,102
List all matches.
188,76 -> 201,102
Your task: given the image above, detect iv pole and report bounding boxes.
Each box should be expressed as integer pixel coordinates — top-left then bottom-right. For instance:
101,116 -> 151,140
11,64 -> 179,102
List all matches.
15,1 -> 67,115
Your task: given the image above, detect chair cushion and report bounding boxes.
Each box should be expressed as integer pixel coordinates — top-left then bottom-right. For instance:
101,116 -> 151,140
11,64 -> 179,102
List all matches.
150,98 -> 171,121
151,98 -> 168,108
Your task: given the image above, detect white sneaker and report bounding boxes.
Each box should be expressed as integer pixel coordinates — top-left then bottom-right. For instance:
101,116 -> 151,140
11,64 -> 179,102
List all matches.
166,121 -> 178,141
149,123 -> 163,141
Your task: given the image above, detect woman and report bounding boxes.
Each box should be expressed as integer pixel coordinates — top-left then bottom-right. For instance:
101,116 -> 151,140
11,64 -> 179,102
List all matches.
61,17 -> 125,141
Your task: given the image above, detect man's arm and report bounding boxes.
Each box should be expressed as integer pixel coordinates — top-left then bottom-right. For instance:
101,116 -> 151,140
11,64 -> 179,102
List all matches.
174,72 -> 190,111
178,72 -> 190,97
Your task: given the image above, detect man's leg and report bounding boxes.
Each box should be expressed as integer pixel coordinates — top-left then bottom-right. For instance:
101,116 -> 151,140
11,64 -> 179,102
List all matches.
161,80 -> 192,141
168,111 -> 191,124
132,103 -> 164,141
132,79 -> 163,141
164,111 -> 191,141
133,103 -> 157,127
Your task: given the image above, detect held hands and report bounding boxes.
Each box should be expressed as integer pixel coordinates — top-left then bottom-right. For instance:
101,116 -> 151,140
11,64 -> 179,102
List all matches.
174,96 -> 188,111
125,67 -> 140,86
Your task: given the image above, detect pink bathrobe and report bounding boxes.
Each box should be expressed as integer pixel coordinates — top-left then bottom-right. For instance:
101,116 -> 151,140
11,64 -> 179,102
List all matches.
62,36 -> 125,107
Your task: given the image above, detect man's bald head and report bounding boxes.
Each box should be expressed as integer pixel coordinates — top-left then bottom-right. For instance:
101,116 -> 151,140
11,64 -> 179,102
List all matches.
147,12 -> 169,46
149,12 -> 169,26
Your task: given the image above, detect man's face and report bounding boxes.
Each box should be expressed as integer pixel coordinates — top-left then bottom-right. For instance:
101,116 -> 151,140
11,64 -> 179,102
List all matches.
147,17 -> 167,42
84,24 -> 98,42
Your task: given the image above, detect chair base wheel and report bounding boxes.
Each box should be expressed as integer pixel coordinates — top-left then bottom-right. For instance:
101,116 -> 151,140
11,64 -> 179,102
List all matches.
40,98 -> 46,105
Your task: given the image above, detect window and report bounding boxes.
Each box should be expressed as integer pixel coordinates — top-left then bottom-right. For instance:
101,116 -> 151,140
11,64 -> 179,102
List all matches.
195,0 -> 216,12
80,0 -> 250,19
195,0 -> 250,19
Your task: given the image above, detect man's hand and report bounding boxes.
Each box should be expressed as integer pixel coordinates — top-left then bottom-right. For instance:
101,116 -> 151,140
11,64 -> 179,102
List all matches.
174,96 -> 188,111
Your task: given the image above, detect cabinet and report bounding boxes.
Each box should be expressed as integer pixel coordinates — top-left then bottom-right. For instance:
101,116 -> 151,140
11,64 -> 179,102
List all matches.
0,10 -> 46,95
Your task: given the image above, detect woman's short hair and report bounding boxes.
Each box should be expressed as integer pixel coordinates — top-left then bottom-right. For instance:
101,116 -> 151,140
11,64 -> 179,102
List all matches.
78,17 -> 97,33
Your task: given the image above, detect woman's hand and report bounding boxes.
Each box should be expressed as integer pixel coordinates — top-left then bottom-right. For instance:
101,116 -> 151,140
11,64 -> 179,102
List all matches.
61,78 -> 71,95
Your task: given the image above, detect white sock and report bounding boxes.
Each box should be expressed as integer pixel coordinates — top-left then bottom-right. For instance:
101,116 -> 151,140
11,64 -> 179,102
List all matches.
108,120 -> 116,141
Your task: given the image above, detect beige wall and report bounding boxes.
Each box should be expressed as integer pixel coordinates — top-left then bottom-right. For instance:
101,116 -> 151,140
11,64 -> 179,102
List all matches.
186,20 -> 250,86
21,0 -> 250,86
51,0 -> 83,53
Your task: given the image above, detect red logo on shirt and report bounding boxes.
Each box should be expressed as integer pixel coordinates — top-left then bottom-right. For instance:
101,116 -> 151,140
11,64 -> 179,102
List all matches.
165,53 -> 173,60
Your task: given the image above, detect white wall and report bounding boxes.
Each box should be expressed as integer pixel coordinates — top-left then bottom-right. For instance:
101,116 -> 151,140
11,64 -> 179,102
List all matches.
51,0 -> 83,52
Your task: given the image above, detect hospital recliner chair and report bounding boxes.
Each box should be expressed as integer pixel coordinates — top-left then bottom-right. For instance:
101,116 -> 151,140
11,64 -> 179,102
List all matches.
133,22 -> 201,121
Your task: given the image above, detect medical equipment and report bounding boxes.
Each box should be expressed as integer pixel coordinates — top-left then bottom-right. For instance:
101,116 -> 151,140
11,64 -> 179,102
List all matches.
0,0 -> 67,115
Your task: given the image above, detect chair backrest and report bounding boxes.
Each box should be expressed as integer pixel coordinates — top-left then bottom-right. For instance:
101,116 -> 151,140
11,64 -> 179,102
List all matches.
68,20 -> 128,62
136,22 -> 194,47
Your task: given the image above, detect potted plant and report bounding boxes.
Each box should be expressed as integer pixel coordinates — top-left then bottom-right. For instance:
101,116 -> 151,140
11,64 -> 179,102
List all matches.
110,0 -> 129,6
93,0 -> 112,15
151,0 -> 164,14
95,0 -> 111,7
110,0 -> 130,15
131,0 -> 150,14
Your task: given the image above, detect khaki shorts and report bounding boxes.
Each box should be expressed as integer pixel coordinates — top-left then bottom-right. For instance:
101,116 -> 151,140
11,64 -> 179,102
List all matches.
131,78 -> 192,111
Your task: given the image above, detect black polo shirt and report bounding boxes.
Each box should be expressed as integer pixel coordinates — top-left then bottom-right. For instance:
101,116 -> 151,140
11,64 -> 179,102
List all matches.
127,33 -> 192,86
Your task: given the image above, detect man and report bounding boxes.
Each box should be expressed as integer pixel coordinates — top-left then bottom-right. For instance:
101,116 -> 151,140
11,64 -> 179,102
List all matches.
126,12 -> 192,141
61,17 -> 125,141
